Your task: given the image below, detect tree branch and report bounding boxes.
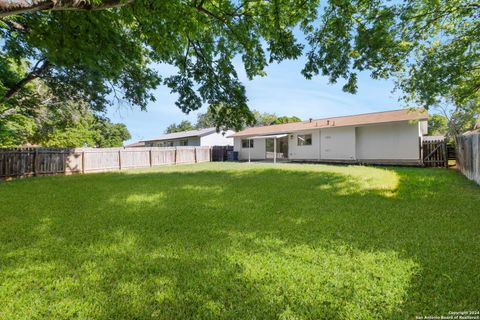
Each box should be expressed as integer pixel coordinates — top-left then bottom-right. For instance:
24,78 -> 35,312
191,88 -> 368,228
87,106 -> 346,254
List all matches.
0,17 -> 29,31
0,0 -> 134,18
1,59 -> 51,103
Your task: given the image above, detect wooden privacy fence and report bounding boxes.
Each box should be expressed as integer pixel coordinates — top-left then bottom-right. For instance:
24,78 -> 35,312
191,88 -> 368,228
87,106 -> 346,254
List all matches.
211,145 -> 233,161
456,133 -> 480,185
422,139 -> 448,167
0,146 -> 211,179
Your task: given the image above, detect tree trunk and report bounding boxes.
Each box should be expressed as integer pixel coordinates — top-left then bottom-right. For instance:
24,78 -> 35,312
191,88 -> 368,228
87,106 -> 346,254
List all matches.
0,0 -> 134,17
1,59 -> 51,103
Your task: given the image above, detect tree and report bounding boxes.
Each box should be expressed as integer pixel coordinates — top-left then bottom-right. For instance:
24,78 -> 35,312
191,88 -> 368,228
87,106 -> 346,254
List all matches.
428,114 -> 449,137
252,111 -> 301,126
272,116 -> 302,125
194,104 -> 256,131
195,106 -> 301,129
301,0 -> 479,112
33,114 -> 131,147
92,120 -> 131,147
431,101 -> 480,141
1,0 -> 478,130
35,116 -> 97,147
252,111 -> 278,127
0,114 -> 36,146
0,0 -> 133,17
0,62 -> 131,147
195,111 -> 216,129
1,0 -> 317,129
165,120 -> 194,134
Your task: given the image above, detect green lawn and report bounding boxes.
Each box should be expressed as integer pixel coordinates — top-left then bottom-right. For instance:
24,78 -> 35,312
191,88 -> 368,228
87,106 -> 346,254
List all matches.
0,162 -> 479,319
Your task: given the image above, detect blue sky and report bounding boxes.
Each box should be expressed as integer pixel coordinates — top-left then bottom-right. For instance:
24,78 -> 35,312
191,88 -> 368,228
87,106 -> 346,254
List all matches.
107,57 -> 404,144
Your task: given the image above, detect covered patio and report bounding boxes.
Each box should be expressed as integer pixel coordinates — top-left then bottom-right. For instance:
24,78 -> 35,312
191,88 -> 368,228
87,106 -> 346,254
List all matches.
245,134 -> 289,163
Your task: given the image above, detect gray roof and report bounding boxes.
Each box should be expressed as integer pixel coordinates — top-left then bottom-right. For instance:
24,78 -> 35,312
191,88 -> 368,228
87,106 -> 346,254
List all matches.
142,127 -> 217,142
124,141 -> 145,148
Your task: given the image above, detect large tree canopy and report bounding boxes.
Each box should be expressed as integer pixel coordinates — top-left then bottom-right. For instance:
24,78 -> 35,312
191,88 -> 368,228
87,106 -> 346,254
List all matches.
1,0 -> 478,130
0,58 -> 131,147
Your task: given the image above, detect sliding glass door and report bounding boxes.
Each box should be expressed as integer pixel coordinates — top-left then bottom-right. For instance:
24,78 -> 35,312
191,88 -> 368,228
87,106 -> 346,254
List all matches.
265,137 -> 288,159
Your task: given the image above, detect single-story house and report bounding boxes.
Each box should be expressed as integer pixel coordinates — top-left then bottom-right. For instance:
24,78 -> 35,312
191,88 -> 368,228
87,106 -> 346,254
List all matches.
124,141 -> 145,148
231,108 -> 429,165
143,127 -> 235,147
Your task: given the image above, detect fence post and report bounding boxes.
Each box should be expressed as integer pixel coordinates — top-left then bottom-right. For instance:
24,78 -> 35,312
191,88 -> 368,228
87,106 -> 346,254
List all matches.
149,149 -> 152,167
174,147 -> 177,165
34,148 -> 38,176
443,141 -> 448,168
62,151 -> 66,174
119,150 -> 122,170
194,147 -> 197,163
81,150 -> 86,174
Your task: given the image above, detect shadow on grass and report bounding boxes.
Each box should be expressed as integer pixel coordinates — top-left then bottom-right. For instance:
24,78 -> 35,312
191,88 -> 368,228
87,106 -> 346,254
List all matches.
0,165 -> 479,319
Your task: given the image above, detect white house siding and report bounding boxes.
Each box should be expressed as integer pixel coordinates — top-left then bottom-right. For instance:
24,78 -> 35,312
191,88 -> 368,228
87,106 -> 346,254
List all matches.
288,129 -> 321,160
234,137 -> 266,160
419,120 -> 428,136
146,137 -> 200,147
356,121 -> 420,160
234,120 -> 423,163
200,130 -> 235,146
186,137 -> 201,146
320,127 -> 356,160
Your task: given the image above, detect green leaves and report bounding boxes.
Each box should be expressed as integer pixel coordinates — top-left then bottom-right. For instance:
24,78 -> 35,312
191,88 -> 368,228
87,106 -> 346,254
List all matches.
1,0 -> 478,131
165,120 -> 195,134
1,0 -> 323,130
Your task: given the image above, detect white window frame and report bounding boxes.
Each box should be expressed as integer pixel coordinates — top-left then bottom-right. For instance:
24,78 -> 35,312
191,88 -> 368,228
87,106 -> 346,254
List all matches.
241,139 -> 254,148
297,134 -> 312,146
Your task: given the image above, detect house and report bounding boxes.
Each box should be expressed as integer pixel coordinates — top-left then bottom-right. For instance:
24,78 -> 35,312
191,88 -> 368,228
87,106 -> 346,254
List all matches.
143,127 -> 235,147
124,141 -> 145,148
231,108 -> 428,165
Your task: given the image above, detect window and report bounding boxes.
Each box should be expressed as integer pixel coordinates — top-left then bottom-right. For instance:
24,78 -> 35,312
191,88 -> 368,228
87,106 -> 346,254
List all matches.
297,134 -> 312,146
241,139 -> 254,148
179,139 -> 188,146
166,141 -> 174,147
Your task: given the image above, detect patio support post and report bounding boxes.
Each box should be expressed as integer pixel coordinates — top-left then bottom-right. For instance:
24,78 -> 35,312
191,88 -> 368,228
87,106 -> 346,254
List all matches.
248,138 -> 251,163
274,137 -> 277,164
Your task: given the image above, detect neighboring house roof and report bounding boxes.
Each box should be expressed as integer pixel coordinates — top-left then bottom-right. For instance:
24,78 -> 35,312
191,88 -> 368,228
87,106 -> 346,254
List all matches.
231,108 -> 428,137
142,127 -> 218,142
124,141 -> 145,148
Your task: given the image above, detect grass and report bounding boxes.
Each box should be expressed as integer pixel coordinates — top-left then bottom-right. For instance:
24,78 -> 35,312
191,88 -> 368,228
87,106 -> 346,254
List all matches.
0,162 -> 479,320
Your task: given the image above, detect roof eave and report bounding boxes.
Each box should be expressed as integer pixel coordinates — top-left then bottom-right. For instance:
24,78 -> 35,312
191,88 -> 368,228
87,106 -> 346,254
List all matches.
231,117 -> 428,138
142,135 -> 199,142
